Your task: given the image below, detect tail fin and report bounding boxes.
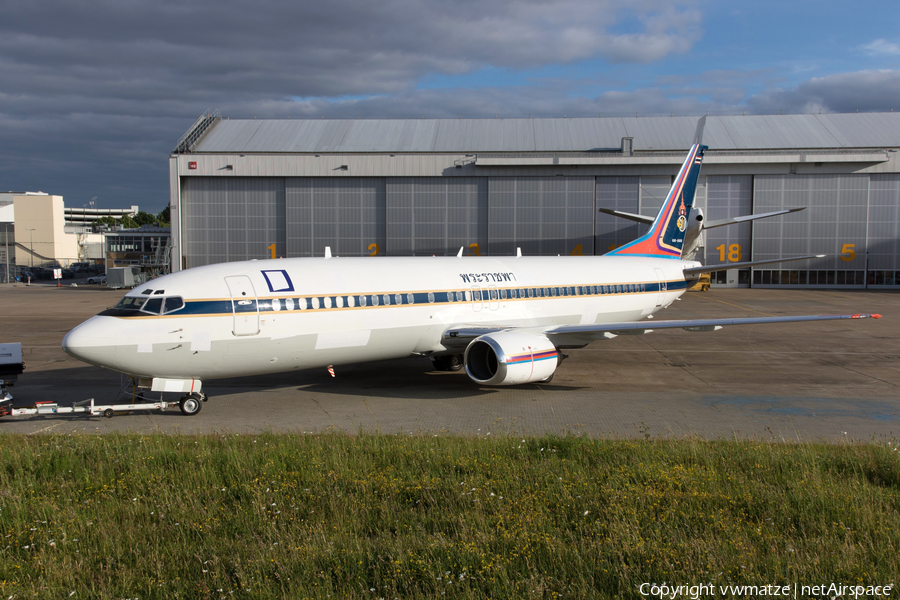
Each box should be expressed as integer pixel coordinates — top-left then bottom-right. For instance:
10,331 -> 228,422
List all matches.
607,117 -> 707,259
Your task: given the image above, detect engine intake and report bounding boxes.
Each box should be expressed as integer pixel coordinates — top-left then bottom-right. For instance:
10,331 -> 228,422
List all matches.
464,330 -> 559,385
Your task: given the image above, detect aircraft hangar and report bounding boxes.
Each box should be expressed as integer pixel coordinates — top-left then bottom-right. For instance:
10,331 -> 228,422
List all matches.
168,112 -> 900,288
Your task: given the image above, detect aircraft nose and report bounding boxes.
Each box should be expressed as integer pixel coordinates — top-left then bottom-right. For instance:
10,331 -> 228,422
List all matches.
62,316 -> 118,367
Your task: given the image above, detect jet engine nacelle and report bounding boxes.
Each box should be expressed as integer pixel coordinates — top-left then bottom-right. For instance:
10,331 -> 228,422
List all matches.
464,330 -> 559,386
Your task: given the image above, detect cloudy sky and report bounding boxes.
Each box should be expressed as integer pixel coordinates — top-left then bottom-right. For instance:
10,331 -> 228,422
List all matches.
2,0 -> 899,213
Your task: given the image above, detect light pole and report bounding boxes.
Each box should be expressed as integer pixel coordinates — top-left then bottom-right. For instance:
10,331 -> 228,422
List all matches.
26,228 -> 36,269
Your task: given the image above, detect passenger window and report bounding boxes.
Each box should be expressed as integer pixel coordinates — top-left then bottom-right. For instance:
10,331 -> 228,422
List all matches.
395,294 -> 403,305
285,298 -> 295,310
359,295 -> 367,307
336,297 -> 344,308
428,292 -> 435,303
383,294 -> 391,306
324,297 -> 332,309
407,293 -> 414,304
371,295 -> 379,307
142,298 -> 163,315
162,297 -> 184,314
347,296 -> 355,308
312,297 -> 320,309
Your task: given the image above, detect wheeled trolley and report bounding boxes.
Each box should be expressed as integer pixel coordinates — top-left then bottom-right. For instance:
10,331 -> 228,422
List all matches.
0,393 -> 207,419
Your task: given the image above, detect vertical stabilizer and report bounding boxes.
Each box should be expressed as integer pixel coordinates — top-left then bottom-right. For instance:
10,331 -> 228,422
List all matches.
607,117 -> 707,259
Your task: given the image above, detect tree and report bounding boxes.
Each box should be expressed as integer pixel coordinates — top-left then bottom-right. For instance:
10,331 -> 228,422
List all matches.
133,211 -> 157,226
157,206 -> 171,227
120,215 -> 139,229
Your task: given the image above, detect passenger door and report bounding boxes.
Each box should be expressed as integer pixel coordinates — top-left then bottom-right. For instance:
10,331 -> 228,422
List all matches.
225,276 -> 260,336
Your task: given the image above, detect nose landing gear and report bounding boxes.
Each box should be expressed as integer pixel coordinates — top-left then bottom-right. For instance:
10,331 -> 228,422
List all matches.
179,392 -> 207,416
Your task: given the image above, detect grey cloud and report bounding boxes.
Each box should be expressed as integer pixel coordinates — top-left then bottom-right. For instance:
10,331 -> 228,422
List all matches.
0,0 -> 702,210
747,70 -> 900,114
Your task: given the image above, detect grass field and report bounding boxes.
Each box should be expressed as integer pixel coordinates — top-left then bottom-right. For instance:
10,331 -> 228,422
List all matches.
0,433 -> 897,599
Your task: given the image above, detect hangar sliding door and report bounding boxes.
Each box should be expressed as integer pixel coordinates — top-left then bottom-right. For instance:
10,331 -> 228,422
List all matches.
706,176 -> 752,286
868,175 -> 900,287
595,177 -> 640,255
752,174 -> 868,287
385,177 -> 487,256
488,177 -> 594,257
286,178 -> 385,257
181,178 -> 286,269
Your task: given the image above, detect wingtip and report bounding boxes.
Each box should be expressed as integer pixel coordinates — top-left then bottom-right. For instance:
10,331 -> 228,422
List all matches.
851,313 -> 882,319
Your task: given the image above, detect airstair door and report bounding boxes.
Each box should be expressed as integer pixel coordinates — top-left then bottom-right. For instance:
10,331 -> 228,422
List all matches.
225,275 -> 260,336
653,268 -> 667,307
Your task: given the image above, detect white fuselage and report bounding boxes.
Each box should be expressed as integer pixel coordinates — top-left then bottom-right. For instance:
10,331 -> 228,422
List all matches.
62,254 -> 691,382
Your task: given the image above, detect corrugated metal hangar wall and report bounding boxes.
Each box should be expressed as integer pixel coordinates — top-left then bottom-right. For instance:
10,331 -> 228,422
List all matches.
170,114 -> 900,288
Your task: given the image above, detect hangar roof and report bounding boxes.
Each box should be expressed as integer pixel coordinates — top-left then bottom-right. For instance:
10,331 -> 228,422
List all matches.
187,113 -> 900,154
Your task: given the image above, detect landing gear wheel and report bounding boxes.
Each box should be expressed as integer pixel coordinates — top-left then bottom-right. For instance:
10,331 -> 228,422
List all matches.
432,355 -> 464,372
179,393 -> 203,416
447,354 -> 464,372
539,374 -> 554,384
103,408 -> 114,419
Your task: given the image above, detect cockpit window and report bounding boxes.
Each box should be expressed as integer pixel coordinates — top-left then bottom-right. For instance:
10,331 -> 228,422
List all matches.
162,297 -> 184,314
115,296 -> 148,310
141,289 -> 153,295
153,290 -> 165,295
141,298 -> 164,315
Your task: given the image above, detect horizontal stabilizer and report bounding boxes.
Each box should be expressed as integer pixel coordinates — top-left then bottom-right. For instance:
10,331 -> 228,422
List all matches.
683,254 -> 825,275
544,313 -> 881,344
703,207 -> 805,229
597,208 -> 654,224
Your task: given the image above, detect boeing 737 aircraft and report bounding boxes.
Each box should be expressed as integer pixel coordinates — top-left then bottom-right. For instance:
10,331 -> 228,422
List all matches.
62,118 -> 880,415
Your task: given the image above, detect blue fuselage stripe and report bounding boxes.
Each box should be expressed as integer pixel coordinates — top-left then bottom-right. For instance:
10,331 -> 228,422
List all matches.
101,279 -> 686,319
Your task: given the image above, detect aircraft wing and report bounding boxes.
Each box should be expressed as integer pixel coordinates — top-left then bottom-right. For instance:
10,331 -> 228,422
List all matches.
442,313 -> 881,350
542,313 -> 881,346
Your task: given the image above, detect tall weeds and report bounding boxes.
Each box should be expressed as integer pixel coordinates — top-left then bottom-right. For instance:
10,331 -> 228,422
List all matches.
0,433 -> 896,598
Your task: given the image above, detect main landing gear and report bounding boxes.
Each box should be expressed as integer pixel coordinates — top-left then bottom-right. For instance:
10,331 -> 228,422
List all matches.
178,392 -> 208,416
432,354 -> 464,372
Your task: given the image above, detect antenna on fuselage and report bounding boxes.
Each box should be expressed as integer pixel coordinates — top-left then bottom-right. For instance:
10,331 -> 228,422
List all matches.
457,247 -> 464,258
324,246 -> 332,259
516,247 -> 522,257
